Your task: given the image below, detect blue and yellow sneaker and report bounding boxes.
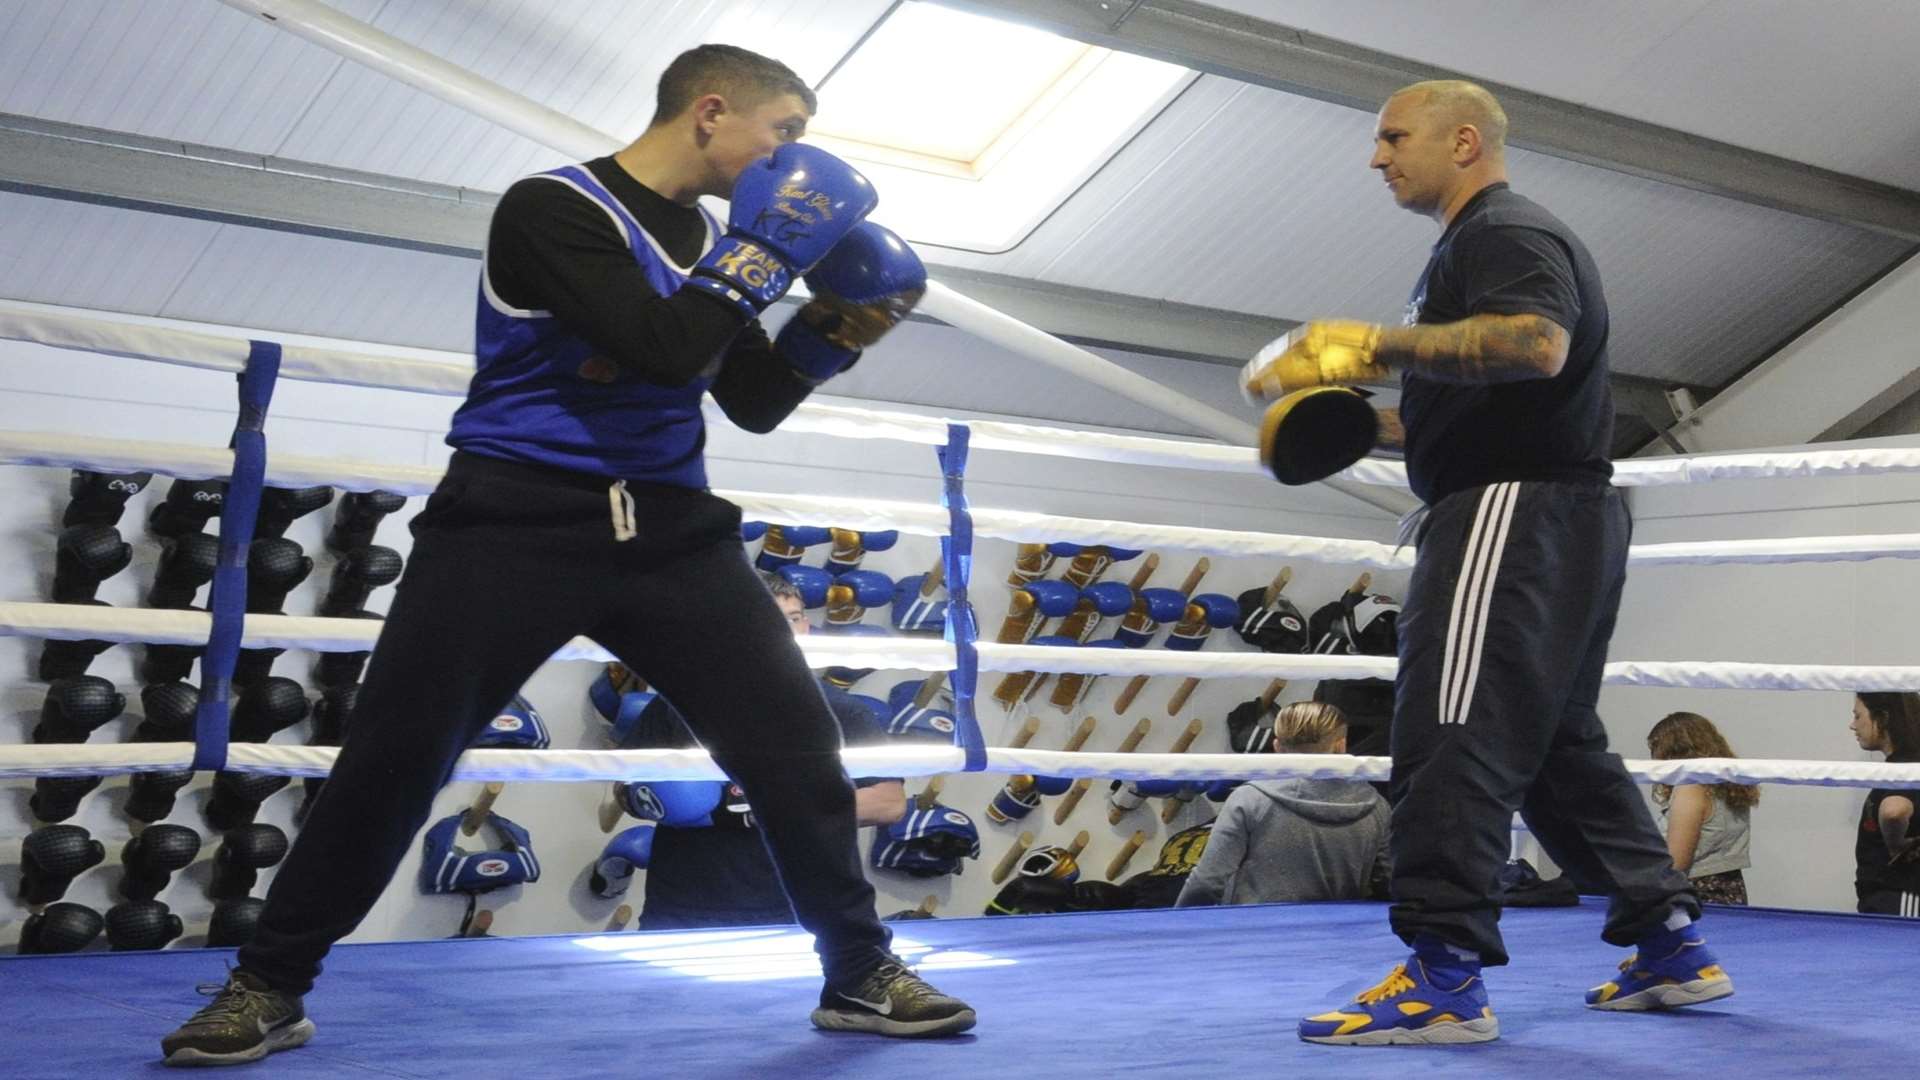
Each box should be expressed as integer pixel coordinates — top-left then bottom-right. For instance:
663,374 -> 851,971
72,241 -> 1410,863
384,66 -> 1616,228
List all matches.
1585,933 -> 1733,1011
1299,957 -> 1499,1046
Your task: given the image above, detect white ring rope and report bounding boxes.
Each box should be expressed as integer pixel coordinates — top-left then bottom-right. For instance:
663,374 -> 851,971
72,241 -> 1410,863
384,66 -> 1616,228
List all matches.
7,601 -> 1920,693
2,741 -> 1915,790
10,302 -> 1920,488
13,432 -> 1920,568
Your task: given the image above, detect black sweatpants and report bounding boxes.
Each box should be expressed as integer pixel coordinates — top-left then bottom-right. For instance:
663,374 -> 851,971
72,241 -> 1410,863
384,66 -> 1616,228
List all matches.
1388,479 -> 1697,965
238,452 -> 892,991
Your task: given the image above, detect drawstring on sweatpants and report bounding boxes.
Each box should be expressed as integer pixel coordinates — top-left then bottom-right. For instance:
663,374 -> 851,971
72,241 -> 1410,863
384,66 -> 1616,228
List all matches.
608,480 -> 637,542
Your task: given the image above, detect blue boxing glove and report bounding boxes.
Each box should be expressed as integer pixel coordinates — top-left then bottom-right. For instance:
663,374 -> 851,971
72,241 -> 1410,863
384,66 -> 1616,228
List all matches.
825,528 -> 900,575
740,521 -> 769,544
1081,581 -> 1135,618
830,569 -> 894,612
589,825 -> 654,898
687,144 -> 877,319
1114,586 -> 1189,647
1167,593 -> 1241,650
778,565 -> 833,609
1020,579 -> 1081,619
756,524 -> 835,571
616,780 -> 725,828
776,222 -> 926,384
1192,593 -> 1242,628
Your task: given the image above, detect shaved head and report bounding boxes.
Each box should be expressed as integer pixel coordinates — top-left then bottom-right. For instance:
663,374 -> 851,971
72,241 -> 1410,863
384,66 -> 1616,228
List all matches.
1390,80 -> 1508,157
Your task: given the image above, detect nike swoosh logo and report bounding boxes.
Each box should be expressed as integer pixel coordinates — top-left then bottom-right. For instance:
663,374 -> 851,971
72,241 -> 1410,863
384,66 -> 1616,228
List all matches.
838,991 -> 893,1016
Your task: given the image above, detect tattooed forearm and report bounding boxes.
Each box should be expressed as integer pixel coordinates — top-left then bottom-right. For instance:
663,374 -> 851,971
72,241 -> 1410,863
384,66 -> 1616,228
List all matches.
1374,406 -> 1405,450
1374,314 -> 1570,384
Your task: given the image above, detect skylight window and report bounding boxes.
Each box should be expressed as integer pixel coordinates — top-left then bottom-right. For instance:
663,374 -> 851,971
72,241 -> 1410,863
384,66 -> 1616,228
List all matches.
802,2 -> 1194,252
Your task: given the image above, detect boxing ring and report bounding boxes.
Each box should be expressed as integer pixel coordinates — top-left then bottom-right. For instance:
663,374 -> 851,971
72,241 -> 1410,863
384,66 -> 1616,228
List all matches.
3,304 -> 1920,1077
4,901 -> 1914,1078
5,4 -> 1920,1070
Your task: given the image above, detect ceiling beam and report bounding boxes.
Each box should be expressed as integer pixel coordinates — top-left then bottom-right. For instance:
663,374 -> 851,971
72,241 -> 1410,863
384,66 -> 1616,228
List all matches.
940,0 -> 1920,242
0,114 -> 1291,366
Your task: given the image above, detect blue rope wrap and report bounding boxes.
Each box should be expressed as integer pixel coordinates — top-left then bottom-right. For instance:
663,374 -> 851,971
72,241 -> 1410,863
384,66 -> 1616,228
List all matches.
190,340 -> 282,771
938,424 -> 986,771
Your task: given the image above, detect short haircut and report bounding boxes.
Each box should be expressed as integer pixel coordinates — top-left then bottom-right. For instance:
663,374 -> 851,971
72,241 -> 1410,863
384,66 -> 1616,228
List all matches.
1393,79 -> 1508,153
1273,701 -> 1346,752
1858,692 -> 1920,759
651,44 -> 815,128
759,569 -> 804,607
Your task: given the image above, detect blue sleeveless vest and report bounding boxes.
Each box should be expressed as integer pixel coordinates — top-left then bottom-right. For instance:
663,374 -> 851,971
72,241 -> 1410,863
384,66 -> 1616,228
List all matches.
448,165 -> 721,487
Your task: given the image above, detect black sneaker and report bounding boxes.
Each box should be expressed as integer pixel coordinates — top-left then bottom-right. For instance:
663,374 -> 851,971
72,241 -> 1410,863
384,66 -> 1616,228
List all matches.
811,955 -> 977,1038
161,969 -> 315,1066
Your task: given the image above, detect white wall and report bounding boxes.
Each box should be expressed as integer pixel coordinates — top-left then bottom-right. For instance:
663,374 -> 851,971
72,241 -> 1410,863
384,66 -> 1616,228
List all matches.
0,313 -> 1406,953
1601,434 -> 1920,912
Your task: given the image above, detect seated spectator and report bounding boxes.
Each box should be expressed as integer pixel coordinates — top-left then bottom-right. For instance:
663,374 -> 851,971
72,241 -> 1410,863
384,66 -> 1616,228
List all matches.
624,571 -> 906,930
1851,692 -> 1920,916
1175,702 -> 1388,907
1646,711 -> 1758,905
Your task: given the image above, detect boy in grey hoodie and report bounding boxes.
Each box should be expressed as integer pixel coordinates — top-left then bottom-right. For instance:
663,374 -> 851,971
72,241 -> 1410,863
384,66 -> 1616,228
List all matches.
1176,702 -> 1389,906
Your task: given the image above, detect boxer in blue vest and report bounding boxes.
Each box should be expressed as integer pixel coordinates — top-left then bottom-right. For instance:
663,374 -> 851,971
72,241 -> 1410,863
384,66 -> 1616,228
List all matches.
163,44 -> 970,1067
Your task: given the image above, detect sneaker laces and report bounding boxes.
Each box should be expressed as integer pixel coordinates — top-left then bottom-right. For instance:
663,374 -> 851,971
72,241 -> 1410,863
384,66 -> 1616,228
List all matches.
189,972 -> 274,1025
865,958 -> 943,1006
1354,963 -> 1416,1005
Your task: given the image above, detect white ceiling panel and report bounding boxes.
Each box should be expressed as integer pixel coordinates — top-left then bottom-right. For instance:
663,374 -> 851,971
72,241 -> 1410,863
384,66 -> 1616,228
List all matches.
0,0 -> 383,152
275,0 -> 890,191
0,191 -> 220,313
1194,0 -> 1920,190
155,222 -> 477,350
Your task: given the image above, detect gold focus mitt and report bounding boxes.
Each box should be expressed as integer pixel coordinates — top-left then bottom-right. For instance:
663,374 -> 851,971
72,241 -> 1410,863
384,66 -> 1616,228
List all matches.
1240,319 -> 1389,403
1258,387 -> 1379,486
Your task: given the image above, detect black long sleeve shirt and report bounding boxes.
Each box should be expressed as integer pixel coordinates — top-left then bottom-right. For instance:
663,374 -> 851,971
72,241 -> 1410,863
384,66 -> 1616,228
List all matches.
484,156 -> 813,433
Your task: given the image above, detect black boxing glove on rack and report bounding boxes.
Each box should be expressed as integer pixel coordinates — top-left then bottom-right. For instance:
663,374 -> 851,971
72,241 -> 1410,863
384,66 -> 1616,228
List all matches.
298,684 -> 357,823
245,537 -> 312,614
147,532 -> 219,609
126,769 -> 195,825
32,675 -> 126,743
133,681 -> 199,742
29,775 -> 104,824
207,896 -> 266,948
141,640 -> 205,685
120,824 -> 203,902
253,485 -> 334,541
18,902 -> 105,954
314,634 -> 374,690
147,478 -> 225,539
21,824 -> 107,905
229,677 -> 309,743
63,469 -> 153,528
326,490 -> 407,553
53,524 -> 133,603
317,545 -> 403,617
206,772 -> 293,831
38,602 -> 119,680
232,537 -> 317,685
210,824 -> 290,900
106,900 -> 183,951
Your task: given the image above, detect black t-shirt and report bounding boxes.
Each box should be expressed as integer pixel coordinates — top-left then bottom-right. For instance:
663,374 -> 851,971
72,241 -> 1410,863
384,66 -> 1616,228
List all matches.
485,156 -> 816,433
625,684 -> 896,925
1855,754 -> 1920,902
1398,183 -> 1614,504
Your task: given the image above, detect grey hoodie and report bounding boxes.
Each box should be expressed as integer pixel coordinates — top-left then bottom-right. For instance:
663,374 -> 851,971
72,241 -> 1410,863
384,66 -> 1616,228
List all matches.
1174,778 -> 1389,907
